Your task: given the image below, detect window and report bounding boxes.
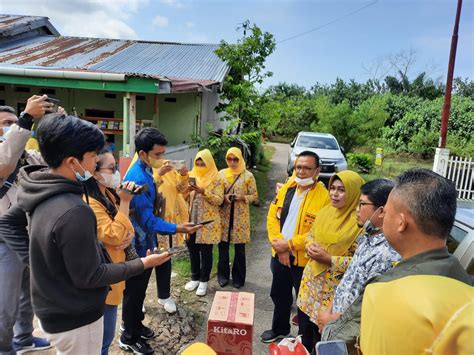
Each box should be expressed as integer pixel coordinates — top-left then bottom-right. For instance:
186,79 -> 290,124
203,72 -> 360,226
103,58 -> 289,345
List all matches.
40,88 -> 56,95
297,136 -> 339,150
104,93 -> 117,99
14,87 -> 30,93
136,95 -> 146,101
164,97 -> 177,103
85,109 -> 115,118
17,103 -> 26,113
0,86 -> 5,91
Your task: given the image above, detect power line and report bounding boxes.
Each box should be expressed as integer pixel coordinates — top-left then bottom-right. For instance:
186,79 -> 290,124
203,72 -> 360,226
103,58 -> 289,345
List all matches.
277,0 -> 379,44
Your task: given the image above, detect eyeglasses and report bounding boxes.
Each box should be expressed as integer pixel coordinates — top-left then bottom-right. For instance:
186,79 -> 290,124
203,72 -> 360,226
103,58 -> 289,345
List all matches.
227,157 -> 239,162
295,165 -> 315,172
99,164 -> 119,173
358,201 -> 375,208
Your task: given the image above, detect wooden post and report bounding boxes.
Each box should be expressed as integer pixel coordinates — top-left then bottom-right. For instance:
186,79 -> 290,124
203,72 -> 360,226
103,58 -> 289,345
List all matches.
123,93 -> 130,156
129,93 -> 136,155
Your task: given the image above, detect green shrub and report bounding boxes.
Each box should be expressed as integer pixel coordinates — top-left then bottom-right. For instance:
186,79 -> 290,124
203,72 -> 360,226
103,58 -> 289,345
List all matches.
407,129 -> 439,159
347,153 -> 374,173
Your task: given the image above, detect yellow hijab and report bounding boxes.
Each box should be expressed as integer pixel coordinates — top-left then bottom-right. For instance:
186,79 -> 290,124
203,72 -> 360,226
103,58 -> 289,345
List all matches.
224,147 -> 246,183
190,149 -> 219,189
308,170 -> 364,276
361,275 -> 474,355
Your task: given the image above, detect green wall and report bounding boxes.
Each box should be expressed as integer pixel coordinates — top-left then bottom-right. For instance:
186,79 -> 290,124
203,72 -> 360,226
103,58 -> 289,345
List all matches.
0,83 -> 201,153
157,92 -> 200,146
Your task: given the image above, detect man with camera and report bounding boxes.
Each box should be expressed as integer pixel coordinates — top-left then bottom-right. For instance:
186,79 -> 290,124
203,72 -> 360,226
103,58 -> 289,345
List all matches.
0,95 -> 53,355
120,127 -> 202,354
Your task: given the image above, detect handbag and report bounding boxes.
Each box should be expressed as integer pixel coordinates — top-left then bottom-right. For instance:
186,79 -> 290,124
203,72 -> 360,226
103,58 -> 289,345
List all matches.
268,336 -> 309,355
220,172 -> 242,207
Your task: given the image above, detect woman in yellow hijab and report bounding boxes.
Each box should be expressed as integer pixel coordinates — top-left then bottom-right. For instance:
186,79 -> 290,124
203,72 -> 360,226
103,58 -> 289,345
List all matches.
184,149 -> 225,296
217,147 -> 258,288
360,275 -> 474,355
297,170 -> 364,352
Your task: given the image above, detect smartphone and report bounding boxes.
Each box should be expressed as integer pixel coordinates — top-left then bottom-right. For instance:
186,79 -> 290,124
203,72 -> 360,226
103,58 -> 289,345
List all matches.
196,219 -> 214,226
45,98 -> 60,113
170,160 -> 185,170
189,177 -> 196,186
315,340 -> 348,355
167,246 -> 188,256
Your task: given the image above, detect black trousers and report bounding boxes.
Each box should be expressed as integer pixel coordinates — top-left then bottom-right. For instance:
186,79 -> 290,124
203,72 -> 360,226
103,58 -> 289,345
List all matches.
269,256 -> 304,335
217,241 -> 246,286
186,233 -> 213,282
122,268 -> 153,341
298,308 -> 321,353
154,259 -> 171,299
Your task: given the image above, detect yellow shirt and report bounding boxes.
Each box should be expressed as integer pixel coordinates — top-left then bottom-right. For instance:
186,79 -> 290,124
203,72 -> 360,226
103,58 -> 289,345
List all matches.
86,192 -> 134,306
361,275 -> 474,355
219,169 -> 258,244
189,174 -> 225,244
267,181 -> 330,267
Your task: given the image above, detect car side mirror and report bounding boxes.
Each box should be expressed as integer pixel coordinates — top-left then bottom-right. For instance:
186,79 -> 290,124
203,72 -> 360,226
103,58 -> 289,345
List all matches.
340,146 -> 345,153
290,139 -> 295,148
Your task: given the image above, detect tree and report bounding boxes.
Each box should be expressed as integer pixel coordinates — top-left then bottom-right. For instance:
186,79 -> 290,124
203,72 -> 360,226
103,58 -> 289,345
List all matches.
214,20 -> 276,132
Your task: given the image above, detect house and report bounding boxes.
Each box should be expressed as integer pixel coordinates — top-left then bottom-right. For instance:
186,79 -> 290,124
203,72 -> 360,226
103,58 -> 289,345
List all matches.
0,14 -> 230,163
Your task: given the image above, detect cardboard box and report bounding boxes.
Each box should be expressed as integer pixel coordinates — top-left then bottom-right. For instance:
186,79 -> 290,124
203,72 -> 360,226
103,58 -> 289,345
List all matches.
207,292 -> 254,355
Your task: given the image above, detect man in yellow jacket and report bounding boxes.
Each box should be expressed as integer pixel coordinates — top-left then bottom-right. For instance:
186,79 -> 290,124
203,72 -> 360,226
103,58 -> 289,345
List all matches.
261,151 -> 330,343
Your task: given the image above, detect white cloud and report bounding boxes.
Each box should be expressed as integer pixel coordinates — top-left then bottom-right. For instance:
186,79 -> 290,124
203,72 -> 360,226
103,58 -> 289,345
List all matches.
185,21 -> 195,28
153,15 -> 169,28
160,0 -> 185,9
0,0 -> 149,39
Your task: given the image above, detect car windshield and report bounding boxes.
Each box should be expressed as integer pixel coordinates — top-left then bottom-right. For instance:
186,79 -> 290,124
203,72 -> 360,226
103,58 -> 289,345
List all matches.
297,135 -> 338,150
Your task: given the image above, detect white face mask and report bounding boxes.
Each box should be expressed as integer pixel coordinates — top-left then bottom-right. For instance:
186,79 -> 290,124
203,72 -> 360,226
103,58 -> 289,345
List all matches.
295,176 -> 314,187
98,171 -> 121,188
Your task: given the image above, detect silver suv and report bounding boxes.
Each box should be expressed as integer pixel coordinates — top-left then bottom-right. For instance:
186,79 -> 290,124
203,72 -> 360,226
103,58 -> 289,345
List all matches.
288,131 -> 347,180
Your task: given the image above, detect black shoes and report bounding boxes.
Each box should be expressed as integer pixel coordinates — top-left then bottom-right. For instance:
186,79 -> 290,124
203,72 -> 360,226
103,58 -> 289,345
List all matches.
260,329 -> 290,343
120,324 -> 156,340
218,278 -> 229,287
119,336 -> 154,354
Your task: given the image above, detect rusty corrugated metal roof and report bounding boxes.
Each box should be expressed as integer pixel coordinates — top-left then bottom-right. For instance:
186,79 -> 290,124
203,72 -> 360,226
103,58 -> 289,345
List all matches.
0,14 -> 59,37
0,33 -> 228,83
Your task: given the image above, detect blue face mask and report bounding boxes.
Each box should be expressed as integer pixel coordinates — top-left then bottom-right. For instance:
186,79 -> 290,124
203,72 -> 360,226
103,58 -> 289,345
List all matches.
0,126 -> 11,139
72,160 -> 93,182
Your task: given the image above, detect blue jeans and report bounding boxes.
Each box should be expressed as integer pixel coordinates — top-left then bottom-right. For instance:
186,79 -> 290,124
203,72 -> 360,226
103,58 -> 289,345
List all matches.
0,243 -> 34,355
101,305 -> 117,355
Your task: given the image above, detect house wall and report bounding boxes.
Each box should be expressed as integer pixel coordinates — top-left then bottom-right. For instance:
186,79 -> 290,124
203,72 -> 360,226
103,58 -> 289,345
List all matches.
0,84 -> 212,156
201,90 -> 227,135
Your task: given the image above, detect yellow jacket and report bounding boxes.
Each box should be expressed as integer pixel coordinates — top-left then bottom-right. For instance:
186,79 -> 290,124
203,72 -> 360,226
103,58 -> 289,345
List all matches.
86,191 -> 134,306
267,181 -> 329,267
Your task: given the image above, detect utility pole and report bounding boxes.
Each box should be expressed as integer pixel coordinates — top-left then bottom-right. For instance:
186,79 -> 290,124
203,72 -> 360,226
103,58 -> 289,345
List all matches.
433,0 -> 462,177
439,0 -> 462,148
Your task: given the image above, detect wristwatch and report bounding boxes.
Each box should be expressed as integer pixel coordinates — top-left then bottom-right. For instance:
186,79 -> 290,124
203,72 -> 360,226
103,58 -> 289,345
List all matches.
18,112 -> 34,130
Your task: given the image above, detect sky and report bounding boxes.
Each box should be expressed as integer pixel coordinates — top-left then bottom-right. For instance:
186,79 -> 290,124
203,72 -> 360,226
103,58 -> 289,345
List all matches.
1,0 -> 473,89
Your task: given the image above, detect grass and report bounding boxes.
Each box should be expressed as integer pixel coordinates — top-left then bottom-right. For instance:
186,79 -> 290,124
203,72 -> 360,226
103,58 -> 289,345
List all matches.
173,144 -> 276,279
354,155 -> 433,182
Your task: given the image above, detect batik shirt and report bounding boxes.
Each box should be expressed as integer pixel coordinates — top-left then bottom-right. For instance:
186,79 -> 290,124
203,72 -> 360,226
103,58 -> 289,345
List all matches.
332,232 -> 401,313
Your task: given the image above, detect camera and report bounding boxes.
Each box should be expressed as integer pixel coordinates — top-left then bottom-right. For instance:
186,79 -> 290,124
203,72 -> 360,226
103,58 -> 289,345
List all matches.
118,183 -> 148,195
45,98 -> 60,113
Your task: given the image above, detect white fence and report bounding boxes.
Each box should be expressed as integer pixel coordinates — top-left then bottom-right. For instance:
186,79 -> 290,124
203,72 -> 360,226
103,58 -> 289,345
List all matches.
445,156 -> 473,200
